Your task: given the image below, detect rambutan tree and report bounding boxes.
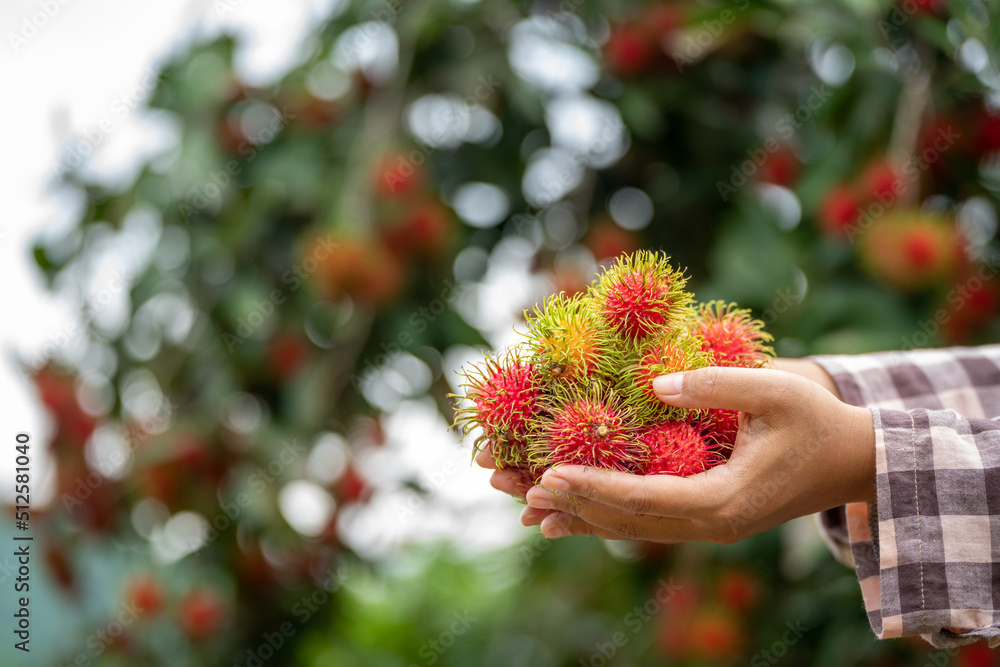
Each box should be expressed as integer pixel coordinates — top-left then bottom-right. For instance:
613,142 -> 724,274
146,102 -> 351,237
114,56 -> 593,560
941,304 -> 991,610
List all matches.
24,0 -> 1000,665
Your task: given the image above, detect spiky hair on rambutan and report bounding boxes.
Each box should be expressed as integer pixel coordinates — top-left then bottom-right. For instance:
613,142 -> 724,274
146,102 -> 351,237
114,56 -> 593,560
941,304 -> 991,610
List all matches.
452,349 -> 544,469
638,420 -> 725,477
523,294 -> 611,384
699,409 -> 740,452
529,384 -> 646,473
690,301 -> 774,369
590,250 -> 693,341
617,332 -> 711,424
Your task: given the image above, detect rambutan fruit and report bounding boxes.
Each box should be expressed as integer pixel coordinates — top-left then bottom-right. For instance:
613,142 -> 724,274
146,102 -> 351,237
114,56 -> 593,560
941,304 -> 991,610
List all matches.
718,569 -> 760,612
605,23 -> 655,78
859,212 -> 959,291
453,350 -> 544,468
530,386 -> 645,472
590,250 -> 693,341
638,420 -> 724,477
819,184 -> 861,238
862,159 -> 903,201
702,408 -> 740,450
379,200 -> 452,259
688,610 -> 743,661
758,146 -> 799,187
586,219 -> 639,262
372,152 -> 423,198
690,301 -> 773,369
619,333 -> 709,422
523,295 -> 609,383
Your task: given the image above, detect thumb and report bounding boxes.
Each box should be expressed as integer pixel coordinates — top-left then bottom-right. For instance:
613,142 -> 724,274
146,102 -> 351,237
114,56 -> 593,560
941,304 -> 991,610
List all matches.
652,366 -> 800,414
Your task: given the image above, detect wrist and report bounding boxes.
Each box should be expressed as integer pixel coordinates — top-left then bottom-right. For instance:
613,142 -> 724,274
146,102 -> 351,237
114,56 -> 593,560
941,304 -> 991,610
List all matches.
844,405 -> 876,504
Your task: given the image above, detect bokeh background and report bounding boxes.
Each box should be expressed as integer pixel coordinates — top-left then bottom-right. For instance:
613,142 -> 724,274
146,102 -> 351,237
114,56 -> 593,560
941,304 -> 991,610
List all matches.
3,0 -> 1000,664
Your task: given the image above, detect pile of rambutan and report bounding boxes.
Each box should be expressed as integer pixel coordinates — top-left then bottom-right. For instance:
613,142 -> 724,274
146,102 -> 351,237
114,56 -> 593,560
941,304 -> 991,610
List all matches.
453,251 -> 773,481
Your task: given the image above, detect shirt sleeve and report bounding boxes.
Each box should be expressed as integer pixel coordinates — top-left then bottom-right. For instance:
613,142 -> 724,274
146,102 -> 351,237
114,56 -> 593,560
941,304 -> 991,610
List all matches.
809,345 -> 1000,648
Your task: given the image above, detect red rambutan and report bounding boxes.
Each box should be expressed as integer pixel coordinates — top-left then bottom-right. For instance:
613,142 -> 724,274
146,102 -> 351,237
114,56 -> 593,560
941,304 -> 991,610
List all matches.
690,301 -> 773,369
372,152 -> 423,198
532,389 -> 644,472
605,24 -> 655,78
862,159 -> 904,201
454,351 -> 544,468
125,574 -> 164,617
819,185 -> 861,238
718,569 -> 760,612
586,219 -> 639,262
702,408 -> 740,450
590,250 -> 692,340
859,212 -> 959,291
638,420 -> 724,477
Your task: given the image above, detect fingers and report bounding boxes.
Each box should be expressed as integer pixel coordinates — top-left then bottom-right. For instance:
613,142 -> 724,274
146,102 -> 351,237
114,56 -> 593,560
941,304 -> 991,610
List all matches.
490,468 -> 534,500
540,512 -> 625,540
536,465 -> 721,518
475,443 -> 498,469
653,366 -> 808,414
522,506 -> 654,540
524,484 -> 702,542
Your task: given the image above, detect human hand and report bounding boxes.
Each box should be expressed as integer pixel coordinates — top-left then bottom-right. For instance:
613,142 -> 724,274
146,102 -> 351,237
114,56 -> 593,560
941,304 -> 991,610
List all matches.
493,365 -> 874,542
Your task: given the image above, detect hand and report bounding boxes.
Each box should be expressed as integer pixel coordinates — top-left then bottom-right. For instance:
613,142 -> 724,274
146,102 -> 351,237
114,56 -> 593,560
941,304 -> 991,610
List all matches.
515,365 -> 875,543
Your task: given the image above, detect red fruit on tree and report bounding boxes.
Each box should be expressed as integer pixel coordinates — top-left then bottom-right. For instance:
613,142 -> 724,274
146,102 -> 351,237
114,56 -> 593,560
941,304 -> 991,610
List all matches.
903,230 -> 938,268
644,4 -> 684,41
718,569 -> 760,612
125,575 -> 164,617
859,212 -> 959,291
819,185 -> 862,238
977,112 -> 1000,159
268,332 -> 309,382
336,465 -> 370,504
638,420 -> 723,477
605,24 -> 655,78
688,610 -> 743,661
758,147 -> 799,187
373,153 -> 423,198
179,590 -> 225,641
586,220 -> 639,262
380,200 -> 452,258
307,234 -> 404,306
862,159 -> 903,201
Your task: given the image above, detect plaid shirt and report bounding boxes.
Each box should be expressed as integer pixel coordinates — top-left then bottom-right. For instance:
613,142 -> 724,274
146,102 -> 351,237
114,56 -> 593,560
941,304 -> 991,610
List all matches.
811,346 -> 1000,648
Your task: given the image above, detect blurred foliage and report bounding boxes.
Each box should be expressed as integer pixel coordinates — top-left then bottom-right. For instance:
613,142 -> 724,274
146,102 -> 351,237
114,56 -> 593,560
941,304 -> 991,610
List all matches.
22,0 -> 1000,664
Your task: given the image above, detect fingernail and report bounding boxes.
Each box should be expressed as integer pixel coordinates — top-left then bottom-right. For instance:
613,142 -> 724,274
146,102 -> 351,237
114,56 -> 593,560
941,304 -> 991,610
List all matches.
527,492 -> 554,510
652,373 -> 684,396
520,506 -> 547,523
540,512 -> 569,538
542,473 -> 570,492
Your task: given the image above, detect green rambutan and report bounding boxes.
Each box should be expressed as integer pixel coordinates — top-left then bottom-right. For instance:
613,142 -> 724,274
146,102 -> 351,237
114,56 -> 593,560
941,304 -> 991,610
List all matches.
453,350 -> 544,468
690,301 -> 773,368
590,250 -> 693,340
523,294 -> 608,383
619,333 -> 710,423
639,420 -> 724,477
530,386 -> 645,472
